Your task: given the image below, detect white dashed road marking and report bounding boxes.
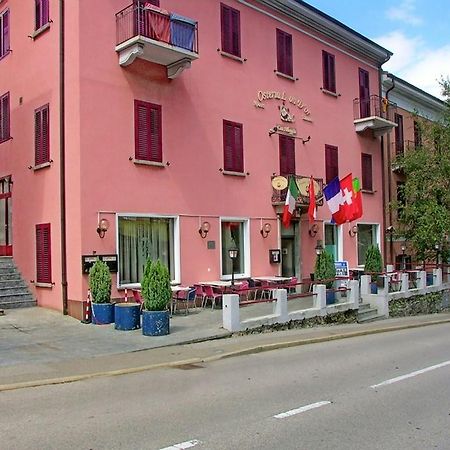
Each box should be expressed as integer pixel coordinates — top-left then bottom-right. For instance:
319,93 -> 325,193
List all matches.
273,401 -> 332,419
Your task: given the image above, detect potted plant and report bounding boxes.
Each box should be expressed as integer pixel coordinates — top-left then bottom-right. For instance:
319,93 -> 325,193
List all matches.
141,259 -> 172,336
314,249 -> 336,304
89,260 -> 114,325
364,245 -> 383,294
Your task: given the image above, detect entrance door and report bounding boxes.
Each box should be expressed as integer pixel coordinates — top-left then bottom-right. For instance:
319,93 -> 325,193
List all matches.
0,177 -> 12,256
359,68 -> 370,118
281,221 -> 299,278
324,223 -> 338,261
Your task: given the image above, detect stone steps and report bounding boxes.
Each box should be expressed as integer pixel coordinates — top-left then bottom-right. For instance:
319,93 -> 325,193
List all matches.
357,302 -> 385,323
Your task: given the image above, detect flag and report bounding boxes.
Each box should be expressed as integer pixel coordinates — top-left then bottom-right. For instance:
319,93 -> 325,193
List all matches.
350,177 -> 363,221
339,173 -> 355,222
282,177 -> 299,228
308,176 -> 316,223
323,177 -> 346,225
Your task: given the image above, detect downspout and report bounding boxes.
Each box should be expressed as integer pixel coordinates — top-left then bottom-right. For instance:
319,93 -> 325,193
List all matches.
59,0 -> 68,314
384,73 -> 396,266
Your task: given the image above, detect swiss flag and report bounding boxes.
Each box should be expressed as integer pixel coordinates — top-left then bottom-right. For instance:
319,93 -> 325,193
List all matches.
340,173 -> 356,222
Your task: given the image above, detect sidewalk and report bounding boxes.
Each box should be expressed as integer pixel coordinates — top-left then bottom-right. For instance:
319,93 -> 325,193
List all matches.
1,306 -> 450,391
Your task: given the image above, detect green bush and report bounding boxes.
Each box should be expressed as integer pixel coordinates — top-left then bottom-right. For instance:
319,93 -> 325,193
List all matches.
141,259 -> 172,312
89,260 -> 111,304
364,245 -> 383,282
314,250 -> 336,288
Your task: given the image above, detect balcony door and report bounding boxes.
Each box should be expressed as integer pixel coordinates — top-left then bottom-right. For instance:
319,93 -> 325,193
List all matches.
279,134 -> 295,176
358,68 -> 370,118
0,177 -> 12,256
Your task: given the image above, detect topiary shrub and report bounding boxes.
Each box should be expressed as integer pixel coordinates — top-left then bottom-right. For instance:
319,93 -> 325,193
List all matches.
364,245 -> 383,282
141,259 -> 172,312
89,260 -> 111,304
314,249 -> 336,288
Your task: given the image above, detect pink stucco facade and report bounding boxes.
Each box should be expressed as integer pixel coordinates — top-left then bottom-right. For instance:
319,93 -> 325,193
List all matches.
0,0 -> 392,315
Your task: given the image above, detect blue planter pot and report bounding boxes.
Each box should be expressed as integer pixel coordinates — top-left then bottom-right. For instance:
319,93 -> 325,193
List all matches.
426,273 -> 433,286
91,303 -> 115,325
326,289 -> 335,305
114,303 -> 141,331
370,282 -> 378,294
142,310 -> 170,336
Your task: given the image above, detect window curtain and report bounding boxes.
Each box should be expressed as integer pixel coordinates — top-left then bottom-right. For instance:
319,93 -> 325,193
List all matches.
119,217 -> 173,284
221,221 -> 244,275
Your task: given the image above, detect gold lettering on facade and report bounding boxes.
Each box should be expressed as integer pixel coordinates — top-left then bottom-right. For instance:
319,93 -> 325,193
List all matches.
275,125 -> 297,136
254,90 -> 311,117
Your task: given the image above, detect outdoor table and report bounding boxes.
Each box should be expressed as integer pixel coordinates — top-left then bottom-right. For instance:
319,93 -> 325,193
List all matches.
197,281 -> 243,287
252,276 -> 292,283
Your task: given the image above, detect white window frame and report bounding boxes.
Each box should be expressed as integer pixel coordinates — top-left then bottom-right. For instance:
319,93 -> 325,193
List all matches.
356,222 -> 380,267
219,217 -> 251,280
115,213 -> 180,289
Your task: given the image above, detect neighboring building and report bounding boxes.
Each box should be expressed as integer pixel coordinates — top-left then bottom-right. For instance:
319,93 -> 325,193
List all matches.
381,72 -> 446,269
0,0 -> 396,317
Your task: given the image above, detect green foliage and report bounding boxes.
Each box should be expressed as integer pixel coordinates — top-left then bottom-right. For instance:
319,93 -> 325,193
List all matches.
141,259 -> 172,311
314,250 -> 336,288
391,78 -> 450,264
364,245 -> 383,281
89,260 -> 111,304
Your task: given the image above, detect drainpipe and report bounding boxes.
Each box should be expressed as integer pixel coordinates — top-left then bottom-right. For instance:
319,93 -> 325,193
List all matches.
59,0 -> 68,314
384,73 -> 396,266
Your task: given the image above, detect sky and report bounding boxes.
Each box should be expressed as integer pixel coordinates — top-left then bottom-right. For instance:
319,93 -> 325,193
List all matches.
305,0 -> 450,99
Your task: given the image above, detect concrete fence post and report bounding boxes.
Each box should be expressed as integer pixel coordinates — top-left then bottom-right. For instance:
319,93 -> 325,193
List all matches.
348,280 -> 360,308
401,272 -> 409,292
433,268 -> 442,286
222,294 -> 240,332
380,275 -> 389,296
273,289 -> 288,323
313,284 -> 326,311
418,270 -> 426,290
386,264 -> 394,273
360,275 -> 371,295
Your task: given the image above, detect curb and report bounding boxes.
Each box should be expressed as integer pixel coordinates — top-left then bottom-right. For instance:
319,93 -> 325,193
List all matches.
1,317 -> 450,392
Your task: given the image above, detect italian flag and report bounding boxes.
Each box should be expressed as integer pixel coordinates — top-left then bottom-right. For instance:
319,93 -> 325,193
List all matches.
282,177 -> 299,228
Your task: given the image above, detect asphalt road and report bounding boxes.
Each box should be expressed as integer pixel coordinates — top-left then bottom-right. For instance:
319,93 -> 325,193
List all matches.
2,323 -> 450,450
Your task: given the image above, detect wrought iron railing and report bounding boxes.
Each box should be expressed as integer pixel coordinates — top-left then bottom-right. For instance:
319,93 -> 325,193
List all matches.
271,175 -> 324,206
353,94 -> 397,122
116,3 -> 198,53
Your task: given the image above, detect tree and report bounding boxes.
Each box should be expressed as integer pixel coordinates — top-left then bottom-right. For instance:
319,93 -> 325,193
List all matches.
392,77 -> 450,264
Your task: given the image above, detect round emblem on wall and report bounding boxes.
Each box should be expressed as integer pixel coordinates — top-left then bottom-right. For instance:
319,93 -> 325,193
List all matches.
271,176 -> 288,190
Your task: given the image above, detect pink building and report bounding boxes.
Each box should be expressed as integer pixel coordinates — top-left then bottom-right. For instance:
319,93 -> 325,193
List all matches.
0,0 -> 397,318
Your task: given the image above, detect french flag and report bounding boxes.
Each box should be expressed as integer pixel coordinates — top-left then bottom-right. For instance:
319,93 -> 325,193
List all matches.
323,177 -> 347,225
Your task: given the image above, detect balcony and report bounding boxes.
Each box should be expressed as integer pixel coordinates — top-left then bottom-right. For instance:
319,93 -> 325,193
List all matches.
115,4 -> 199,79
353,95 -> 397,137
271,175 -> 324,208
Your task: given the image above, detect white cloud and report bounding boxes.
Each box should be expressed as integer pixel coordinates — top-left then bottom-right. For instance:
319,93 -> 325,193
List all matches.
386,0 -> 423,26
373,31 -> 449,98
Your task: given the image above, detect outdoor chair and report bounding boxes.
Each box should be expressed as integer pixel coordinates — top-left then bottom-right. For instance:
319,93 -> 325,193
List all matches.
286,276 -> 298,294
202,285 -> 223,309
232,280 -> 249,304
193,284 -> 206,307
172,288 -> 196,315
257,279 -> 273,300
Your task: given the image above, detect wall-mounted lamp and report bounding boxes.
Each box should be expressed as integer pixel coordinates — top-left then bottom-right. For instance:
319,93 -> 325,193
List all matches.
96,218 -> 110,238
198,221 -> 210,239
260,222 -> 272,238
349,225 -> 358,237
309,223 -> 318,237
315,239 -> 324,255
228,248 -> 239,286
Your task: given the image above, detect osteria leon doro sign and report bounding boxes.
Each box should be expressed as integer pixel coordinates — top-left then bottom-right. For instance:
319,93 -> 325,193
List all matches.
253,90 -> 312,120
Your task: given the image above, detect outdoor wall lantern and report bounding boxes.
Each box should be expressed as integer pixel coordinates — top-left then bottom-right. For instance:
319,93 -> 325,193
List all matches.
260,222 -> 272,238
228,248 -> 239,286
308,223 -> 318,237
198,221 -> 210,239
96,218 -> 110,238
349,225 -> 358,237
315,240 -> 324,255
435,243 -> 441,266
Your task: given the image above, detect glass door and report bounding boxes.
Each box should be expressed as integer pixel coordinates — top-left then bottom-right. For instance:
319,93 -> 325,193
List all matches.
0,177 -> 12,256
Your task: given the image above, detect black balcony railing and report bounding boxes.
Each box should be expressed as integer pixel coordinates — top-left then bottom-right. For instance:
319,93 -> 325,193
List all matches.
271,175 -> 324,206
116,3 -> 198,54
353,95 -> 396,122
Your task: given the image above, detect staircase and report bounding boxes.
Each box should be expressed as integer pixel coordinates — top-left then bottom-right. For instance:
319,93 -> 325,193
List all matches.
357,302 -> 384,323
0,257 -> 36,309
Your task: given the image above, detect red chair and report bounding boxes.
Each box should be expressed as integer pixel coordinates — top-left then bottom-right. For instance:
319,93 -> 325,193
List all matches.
232,281 -> 249,303
286,277 -> 298,294
172,288 -> 196,315
202,285 -> 223,309
257,280 -> 273,300
132,289 -> 143,304
193,284 -> 206,307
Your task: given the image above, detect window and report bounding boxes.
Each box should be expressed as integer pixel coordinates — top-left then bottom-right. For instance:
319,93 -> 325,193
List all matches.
35,104 -> 50,165
279,135 -> 295,176
134,100 -> 162,163
324,223 -> 339,261
394,113 -> 404,155
358,68 -> 370,118
322,51 -> 336,93
325,145 -> 338,184
36,223 -> 52,284
357,224 -> 378,265
0,92 -> 9,143
118,216 -> 176,285
35,0 -> 49,30
223,120 -> 243,173
414,120 -> 422,148
276,29 -> 293,77
221,3 -> 240,57
361,153 -> 372,191
396,181 -> 405,218
221,219 -> 248,278
0,9 -> 10,59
